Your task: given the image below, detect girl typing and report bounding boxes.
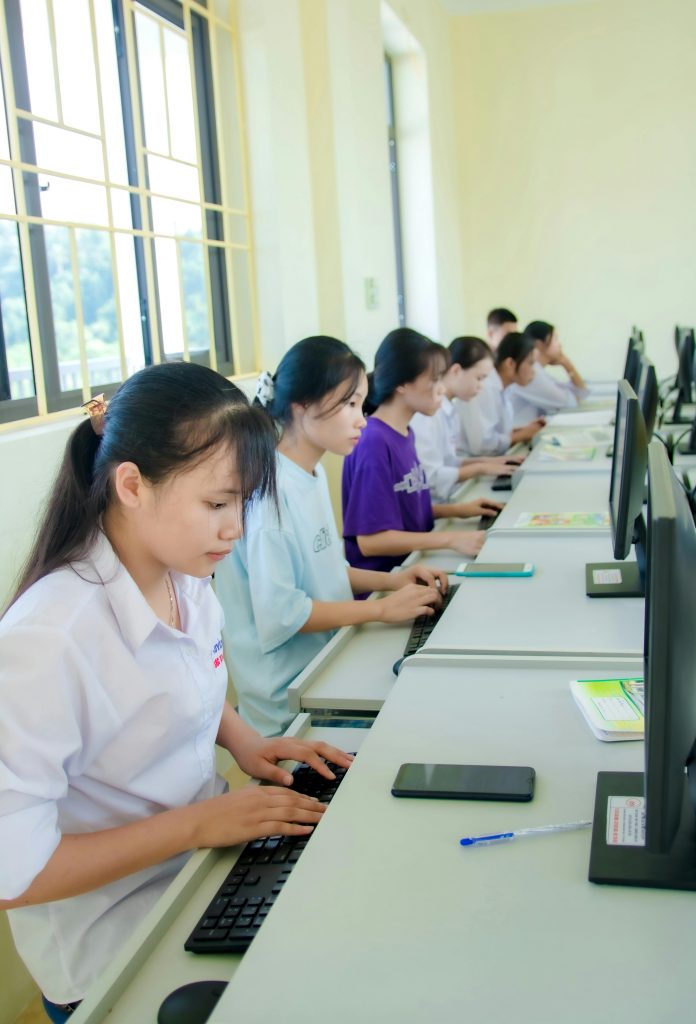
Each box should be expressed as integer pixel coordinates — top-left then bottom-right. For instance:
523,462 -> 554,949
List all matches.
215,336 -> 447,738
0,362 -> 351,1018
342,328 -> 496,574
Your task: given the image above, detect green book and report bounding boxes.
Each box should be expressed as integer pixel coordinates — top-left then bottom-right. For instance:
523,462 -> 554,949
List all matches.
569,677 -> 644,742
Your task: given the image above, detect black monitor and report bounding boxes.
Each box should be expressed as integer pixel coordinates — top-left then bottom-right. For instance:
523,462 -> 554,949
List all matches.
623,336 -> 642,392
665,326 -> 694,424
589,440 -> 696,890
630,325 -> 644,352
635,356 -> 657,441
586,380 -> 647,597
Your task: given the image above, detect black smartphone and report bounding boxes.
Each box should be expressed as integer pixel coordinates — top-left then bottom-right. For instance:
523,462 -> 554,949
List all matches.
391,763 -> 535,801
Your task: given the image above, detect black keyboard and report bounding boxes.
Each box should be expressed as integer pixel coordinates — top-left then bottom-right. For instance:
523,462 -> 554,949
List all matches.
185,759 -> 350,954
480,510 -> 500,531
491,474 -> 512,491
401,583 -> 459,662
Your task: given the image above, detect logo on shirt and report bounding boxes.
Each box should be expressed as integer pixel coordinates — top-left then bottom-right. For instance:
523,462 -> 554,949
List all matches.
313,526 -> 332,552
393,463 -> 429,495
211,637 -> 224,670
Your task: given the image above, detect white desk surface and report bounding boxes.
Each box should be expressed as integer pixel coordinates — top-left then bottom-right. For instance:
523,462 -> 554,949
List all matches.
213,656 -> 692,1024
491,472 -> 610,532
424,531 -> 644,658
71,720 -> 368,1024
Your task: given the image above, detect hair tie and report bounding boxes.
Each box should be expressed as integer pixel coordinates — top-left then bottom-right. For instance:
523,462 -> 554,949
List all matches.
254,371 -> 275,409
82,393 -> 108,436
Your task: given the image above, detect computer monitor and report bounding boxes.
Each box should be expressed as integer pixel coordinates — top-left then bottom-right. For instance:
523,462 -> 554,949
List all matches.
635,356 -> 657,441
623,337 -> 642,392
586,380 -> 647,597
589,440 -> 696,890
665,326 -> 694,424
630,325 -> 644,353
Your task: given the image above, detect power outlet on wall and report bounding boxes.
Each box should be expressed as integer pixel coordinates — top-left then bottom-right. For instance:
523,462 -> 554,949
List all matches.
364,277 -> 379,310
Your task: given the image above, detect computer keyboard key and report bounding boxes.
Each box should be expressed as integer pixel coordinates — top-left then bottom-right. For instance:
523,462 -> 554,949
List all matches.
244,875 -> 261,886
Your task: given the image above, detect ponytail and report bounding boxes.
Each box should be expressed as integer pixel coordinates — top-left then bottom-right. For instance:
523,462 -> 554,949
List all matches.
6,362 -> 277,610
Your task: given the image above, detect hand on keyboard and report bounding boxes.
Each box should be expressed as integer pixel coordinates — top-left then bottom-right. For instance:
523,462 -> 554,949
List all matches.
190,786 -> 327,850
185,758 -> 353,955
233,735 -> 355,787
375,582 -> 442,623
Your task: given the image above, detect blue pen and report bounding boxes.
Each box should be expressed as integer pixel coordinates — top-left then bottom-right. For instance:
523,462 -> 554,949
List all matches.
460,820 -> 592,847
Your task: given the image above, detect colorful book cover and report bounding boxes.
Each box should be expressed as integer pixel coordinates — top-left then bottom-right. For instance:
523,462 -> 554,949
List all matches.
513,511 -> 611,529
569,677 -> 644,742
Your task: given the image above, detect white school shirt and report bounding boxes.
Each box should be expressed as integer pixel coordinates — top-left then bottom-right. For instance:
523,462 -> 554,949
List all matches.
508,363 -> 584,426
0,533 -> 228,1003
215,453 -> 353,738
458,370 -> 513,456
411,397 -> 461,502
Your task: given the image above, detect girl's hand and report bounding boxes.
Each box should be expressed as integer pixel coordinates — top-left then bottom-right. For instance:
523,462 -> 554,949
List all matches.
447,531 -> 486,556
391,563 -> 449,593
191,785 -> 328,848
479,460 -> 516,476
376,582 -> 442,624
454,499 -> 505,519
235,736 -> 355,786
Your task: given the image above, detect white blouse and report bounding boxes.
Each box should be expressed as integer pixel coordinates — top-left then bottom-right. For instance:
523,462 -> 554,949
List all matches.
0,533 -> 228,1002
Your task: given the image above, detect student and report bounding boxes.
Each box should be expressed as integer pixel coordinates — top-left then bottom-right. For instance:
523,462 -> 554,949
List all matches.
476,331 -> 547,455
509,320 -> 588,425
215,336 -> 447,738
342,328 -> 496,574
0,363 -> 352,1020
486,307 -> 519,349
411,335 -> 523,502
458,308 -> 520,456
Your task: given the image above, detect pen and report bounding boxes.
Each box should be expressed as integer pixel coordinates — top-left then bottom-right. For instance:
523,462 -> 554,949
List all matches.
459,820 -> 592,847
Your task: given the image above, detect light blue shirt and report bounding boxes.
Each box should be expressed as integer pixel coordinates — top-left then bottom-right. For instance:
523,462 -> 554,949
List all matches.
508,363 -> 584,426
215,453 -> 352,737
412,397 -> 461,502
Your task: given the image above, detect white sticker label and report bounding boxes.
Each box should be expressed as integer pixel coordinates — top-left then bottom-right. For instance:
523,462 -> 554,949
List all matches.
593,568 -> 622,585
606,795 -> 646,846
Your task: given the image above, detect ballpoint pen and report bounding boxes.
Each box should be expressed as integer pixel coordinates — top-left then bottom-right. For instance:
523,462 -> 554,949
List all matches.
459,820 -> 592,847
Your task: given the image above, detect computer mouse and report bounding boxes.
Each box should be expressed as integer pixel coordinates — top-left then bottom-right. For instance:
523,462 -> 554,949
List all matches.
157,980 -> 227,1024
392,657 -> 404,676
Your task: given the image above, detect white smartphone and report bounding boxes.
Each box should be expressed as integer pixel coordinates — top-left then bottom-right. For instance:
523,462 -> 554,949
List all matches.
455,562 -> 535,578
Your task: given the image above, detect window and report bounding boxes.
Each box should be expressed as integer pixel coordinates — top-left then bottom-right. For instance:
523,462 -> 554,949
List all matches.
384,53 -> 406,327
0,0 -> 257,425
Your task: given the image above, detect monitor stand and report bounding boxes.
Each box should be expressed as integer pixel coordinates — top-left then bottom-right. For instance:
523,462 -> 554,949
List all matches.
589,771 -> 696,891
586,519 -> 646,597
585,561 -> 643,597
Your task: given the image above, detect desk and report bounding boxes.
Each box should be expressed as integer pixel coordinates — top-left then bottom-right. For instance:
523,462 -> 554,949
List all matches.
424,531 -> 643,658
492,473 -> 610,532
70,719 -> 368,1024
212,655 -> 692,1024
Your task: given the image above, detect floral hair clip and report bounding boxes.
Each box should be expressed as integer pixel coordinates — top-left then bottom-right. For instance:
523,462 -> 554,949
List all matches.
82,393 -> 108,436
254,371 -> 275,409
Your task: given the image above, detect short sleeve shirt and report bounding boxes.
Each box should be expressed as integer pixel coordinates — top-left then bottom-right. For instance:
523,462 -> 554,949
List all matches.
341,416 -> 434,572
215,454 -> 353,737
0,533 -> 228,1003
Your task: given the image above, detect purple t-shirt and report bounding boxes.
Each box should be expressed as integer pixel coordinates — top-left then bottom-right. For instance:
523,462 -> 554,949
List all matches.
342,416 -> 434,573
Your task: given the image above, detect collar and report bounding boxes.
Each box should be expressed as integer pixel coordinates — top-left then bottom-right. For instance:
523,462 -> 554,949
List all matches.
85,532 -> 207,654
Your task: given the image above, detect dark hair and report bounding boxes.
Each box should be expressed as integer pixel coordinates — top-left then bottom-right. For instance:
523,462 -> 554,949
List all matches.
258,336 -> 365,429
366,328 -> 449,412
495,331 -> 536,371
525,320 -> 554,345
487,307 -> 518,328
8,362 -> 277,608
448,336 -> 493,370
